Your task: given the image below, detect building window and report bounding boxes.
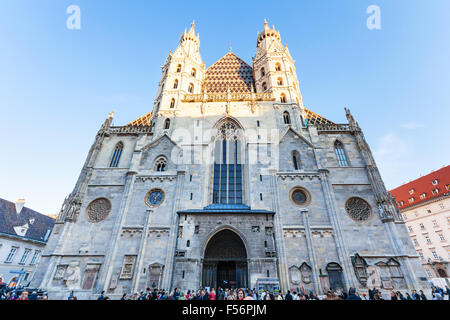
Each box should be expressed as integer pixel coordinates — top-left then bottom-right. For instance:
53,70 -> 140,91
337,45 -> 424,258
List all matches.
154,156 -> 167,172
30,250 -> 40,265
191,68 -> 196,77
182,271 -> 185,279
283,111 -> 291,124
446,184 -> 450,191
432,188 -> 439,195
432,179 -> 438,185
418,252 -> 424,260
408,226 -> 413,232
164,118 -> 171,130
275,63 -> 282,71
425,236 -> 432,245
431,251 -> 438,259
432,220 -> 438,227
399,201 -> 404,206
5,247 -> 18,263
259,175 -> 262,182
120,255 -> 137,280
190,193 -> 193,200
438,233 -> 445,241
212,119 -> 243,205
170,98 -> 175,108
260,193 -> 263,201
420,223 -> 425,230
425,269 -> 433,277
194,225 -> 199,234
409,189 -> 415,195
176,64 -> 181,72
109,142 -> 124,168
439,203 -> 445,209
262,82 -> 267,91
260,68 -> 265,77
277,77 -> 283,85
334,141 -> 349,167
292,151 -> 300,170
403,214 -> 407,221
186,240 -> 190,247
420,193 -> 426,200
188,83 -> 194,93
280,93 -> 287,103
257,120 -> 260,127
173,79 -> 178,89
413,238 -> 419,246
19,249 -> 31,265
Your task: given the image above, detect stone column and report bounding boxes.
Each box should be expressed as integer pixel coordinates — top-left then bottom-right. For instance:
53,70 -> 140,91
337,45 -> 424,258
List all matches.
162,170 -> 185,291
300,208 -> 321,294
318,169 -> 358,289
269,172 -> 289,291
132,208 -> 154,292
100,171 -> 137,293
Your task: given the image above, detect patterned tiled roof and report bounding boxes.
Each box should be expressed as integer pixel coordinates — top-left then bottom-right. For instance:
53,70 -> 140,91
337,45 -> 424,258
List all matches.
303,108 -> 334,125
0,198 -> 55,243
204,52 -> 254,94
127,112 -> 152,126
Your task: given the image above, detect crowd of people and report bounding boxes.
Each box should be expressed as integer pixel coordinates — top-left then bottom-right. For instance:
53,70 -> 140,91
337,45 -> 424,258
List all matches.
90,285 -> 450,301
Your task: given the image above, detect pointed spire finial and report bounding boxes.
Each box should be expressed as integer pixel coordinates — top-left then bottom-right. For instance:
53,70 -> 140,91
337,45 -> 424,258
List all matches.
189,20 -> 195,34
229,42 -> 232,52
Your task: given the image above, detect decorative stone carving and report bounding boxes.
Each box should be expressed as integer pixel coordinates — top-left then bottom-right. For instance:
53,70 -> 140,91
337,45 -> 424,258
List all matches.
120,255 -> 137,280
300,263 -> 312,284
53,265 -> 68,280
86,198 -> 111,223
289,266 -> 301,285
64,262 -> 81,289
252,226 -> 260,232
278,173 -> 321,181
345,197 -> 372,222
136,175 -> 177,183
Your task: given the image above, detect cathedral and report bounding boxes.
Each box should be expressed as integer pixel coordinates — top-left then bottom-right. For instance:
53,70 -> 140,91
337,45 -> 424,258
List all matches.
31,21 -> 428,299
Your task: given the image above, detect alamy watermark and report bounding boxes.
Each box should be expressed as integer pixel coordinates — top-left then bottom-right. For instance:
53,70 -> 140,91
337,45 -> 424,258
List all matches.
366,5 -> 381,30
66,5 -> 81,30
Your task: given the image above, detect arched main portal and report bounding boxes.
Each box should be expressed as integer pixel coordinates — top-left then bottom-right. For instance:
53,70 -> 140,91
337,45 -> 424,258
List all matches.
202,229 -> 248,289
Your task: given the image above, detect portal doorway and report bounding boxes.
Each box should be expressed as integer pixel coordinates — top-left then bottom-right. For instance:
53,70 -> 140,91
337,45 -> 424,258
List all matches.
202,229 -> 248,289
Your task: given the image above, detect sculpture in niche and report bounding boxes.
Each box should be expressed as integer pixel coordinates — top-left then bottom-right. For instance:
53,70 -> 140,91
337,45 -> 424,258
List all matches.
64,262 -> 81,289
300,263 -> 312,284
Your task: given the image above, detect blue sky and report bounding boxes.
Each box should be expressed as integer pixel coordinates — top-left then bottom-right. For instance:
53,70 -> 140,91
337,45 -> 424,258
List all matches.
1,0 -> 449,216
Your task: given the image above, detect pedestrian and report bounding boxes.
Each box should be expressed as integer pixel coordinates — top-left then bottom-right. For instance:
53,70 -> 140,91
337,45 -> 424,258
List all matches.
405,292 -> 412,300
346,288 -> 362,300
419,290 -> 427,300
121,293 -> 127,300
285,290 -> 293,300
208,288 -> 216,300
98,290 -> 106,300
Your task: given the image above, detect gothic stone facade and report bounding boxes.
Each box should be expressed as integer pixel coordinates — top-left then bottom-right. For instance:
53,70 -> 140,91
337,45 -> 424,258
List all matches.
31,21 -> 429,299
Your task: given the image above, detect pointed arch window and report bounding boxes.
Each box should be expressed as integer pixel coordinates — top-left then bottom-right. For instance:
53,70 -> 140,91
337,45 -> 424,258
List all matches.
109,142 -> 124,168
188,83 -> 194,93
262,82 -> 267,91
277,77 -> 283,86
260,68 -> 265,77
334,141 -> 349,167
283,111 -> 291,124
173,79 -> 178,89
212,119 -> 243,205
275,63 -> 282,71
170,98 -> 175,108
164,118 -> 171,130
280,93 -> 287,103
176,64 -> 182,73
191,68 -> 196,77
154,156 -> 167,172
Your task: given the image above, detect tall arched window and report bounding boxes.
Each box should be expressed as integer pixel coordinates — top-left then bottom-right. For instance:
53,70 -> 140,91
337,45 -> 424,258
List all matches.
292,151 -> 300,170
176,64 -> 182,72
283,111 -> 291,124
280,93 -> 287,103
212,119 -> 243,205
277,77 -> 283,86
262,82 -> 267,91
188,83 -> 194,93
275,63 -> 282,71
164,118 -> 171,130
154,156 -> 167,172
109,142 -> 123,168
173,79 -> 178,89
170,98 -> 175,108
191,68 -> 196,77
334,141 -> 349,167
260,67 -> 265,77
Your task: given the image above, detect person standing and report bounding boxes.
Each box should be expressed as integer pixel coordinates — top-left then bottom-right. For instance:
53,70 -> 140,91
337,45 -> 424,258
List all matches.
346,288 -> 362,300
208,288 -> 216,300
97,291 -> 106,300
285,290 -> 293,300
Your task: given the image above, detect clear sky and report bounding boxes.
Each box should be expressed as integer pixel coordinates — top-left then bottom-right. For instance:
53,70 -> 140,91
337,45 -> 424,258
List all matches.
1,0 -> 449,216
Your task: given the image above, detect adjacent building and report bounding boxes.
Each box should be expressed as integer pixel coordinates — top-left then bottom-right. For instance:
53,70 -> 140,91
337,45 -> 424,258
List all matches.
31,21 -> 429,299
0,198 -> 55,287
390,165 -> 450,286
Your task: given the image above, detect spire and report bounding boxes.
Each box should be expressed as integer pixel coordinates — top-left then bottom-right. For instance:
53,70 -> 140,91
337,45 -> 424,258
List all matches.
189,20 -> 195,34
257,19 -> 281,47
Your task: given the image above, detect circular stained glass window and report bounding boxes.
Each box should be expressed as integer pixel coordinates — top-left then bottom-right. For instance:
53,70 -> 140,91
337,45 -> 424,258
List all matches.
290,187 -> 311,206
145,189 -> 165,207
